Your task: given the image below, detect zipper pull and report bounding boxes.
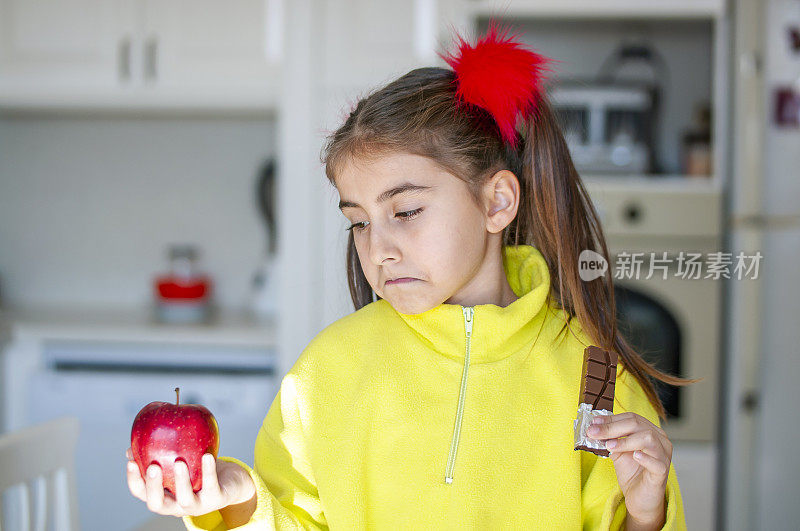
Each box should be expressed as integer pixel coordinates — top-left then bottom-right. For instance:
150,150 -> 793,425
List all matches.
463,306 -> 474,338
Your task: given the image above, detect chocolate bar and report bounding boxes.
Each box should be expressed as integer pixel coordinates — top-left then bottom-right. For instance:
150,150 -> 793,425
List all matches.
574,346 -> 618,457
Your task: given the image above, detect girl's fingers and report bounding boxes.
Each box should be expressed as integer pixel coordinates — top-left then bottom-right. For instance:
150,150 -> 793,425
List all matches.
606,429 -> 668,458
606,412 -> 667,435
126,461 -> 146,501
590,413 -> 663,441
185,454 -> 221,514
128,455 -> 225,517
605,412 -> 636,423
632,449 -> 670,478
588,416 -> 638,439
145,465 -> 166,513
200,454 -> 222,497
174,460 -> 197,509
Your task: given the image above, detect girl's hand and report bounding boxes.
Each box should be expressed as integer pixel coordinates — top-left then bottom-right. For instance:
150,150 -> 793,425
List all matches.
586,412 -> 671,527
125,447 -> 255,518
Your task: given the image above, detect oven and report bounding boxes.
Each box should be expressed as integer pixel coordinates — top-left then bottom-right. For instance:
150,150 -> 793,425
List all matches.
585,179 -> 723,443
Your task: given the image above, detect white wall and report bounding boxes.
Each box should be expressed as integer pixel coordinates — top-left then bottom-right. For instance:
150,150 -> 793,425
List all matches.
0,115 -> 276,311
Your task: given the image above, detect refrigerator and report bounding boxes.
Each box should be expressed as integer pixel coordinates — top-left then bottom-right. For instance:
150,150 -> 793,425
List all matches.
721,0 -> 800,529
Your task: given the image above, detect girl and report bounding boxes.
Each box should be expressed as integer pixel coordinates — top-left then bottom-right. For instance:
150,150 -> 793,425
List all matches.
127,23 -> 696,530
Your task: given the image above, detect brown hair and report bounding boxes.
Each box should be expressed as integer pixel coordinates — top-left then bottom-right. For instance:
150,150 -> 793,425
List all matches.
322,66 -> 700,421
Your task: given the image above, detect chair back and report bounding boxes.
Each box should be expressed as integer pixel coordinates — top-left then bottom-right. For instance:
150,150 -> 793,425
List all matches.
0,417 -> 80,531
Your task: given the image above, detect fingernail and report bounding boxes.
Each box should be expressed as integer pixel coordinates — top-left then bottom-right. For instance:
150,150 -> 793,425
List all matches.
606,439 -> 617,450
148,466 -> 157,478
591,417 -> 604,425
127,461 -> 136,471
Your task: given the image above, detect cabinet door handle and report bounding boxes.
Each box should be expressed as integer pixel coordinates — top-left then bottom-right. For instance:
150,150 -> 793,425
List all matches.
145,36 -> 158,81
118,36 -> 132,81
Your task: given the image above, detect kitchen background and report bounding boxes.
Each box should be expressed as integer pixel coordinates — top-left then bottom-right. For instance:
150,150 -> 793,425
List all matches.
1,0 -> 798,530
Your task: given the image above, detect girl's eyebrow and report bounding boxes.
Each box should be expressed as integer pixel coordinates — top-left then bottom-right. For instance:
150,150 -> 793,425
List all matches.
338,182 -> 434,211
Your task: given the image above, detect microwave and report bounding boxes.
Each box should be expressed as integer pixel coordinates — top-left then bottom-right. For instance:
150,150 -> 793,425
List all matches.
551,81 -> 658,175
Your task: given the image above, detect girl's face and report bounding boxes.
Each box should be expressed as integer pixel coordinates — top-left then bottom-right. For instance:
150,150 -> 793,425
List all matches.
335,151 -> 518,314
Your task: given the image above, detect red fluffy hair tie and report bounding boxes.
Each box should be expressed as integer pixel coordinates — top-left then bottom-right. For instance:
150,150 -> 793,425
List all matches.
441,22 -> 553,148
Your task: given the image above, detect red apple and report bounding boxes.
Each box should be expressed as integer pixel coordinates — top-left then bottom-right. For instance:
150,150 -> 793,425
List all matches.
130,387 -> 219,495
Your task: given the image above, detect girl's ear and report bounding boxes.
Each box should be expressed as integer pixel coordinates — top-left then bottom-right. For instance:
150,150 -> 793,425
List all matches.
484,169 -> 520,234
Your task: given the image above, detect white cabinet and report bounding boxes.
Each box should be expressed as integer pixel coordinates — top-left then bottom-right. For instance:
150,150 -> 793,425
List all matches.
140,0 -> 281,89
0,0 -> 283,111
319,0 -> 466,89
0,0 -> 133,88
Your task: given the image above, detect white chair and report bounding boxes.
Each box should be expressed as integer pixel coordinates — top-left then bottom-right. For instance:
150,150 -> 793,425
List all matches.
0,417 -> 80,531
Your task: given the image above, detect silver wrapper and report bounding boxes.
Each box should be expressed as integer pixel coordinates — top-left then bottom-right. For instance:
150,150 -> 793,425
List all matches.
573,402 -> 613,457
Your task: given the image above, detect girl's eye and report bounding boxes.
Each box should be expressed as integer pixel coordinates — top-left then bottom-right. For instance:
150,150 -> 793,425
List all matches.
345,208 -> 423,233
396,207 -> 423,220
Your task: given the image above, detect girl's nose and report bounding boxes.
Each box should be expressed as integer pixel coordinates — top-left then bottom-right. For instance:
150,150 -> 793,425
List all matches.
368,224 -> 400,265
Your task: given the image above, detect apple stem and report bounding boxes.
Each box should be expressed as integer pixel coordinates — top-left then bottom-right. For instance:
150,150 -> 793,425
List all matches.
175,387 -> 180,405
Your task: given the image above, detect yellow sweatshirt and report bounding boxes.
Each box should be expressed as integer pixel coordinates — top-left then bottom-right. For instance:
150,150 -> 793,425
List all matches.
184,244 -> 686,530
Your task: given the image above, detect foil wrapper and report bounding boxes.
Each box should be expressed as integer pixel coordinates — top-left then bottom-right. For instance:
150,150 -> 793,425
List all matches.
573,402 -> 613,458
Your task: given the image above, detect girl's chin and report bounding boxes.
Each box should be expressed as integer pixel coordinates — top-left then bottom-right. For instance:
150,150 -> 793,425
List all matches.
385,297 -> 439,316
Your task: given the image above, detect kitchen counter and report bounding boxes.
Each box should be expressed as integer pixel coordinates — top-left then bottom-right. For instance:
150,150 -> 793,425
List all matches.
0,304 -> 280,438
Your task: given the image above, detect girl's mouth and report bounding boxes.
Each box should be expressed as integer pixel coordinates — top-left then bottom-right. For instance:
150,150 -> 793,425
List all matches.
385,277 -> 418,285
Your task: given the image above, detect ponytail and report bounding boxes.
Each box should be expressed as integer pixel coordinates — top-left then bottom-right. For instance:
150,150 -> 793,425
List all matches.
516,98 -> 702,421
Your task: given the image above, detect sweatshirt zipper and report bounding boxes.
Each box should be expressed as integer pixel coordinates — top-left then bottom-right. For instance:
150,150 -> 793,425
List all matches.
445,306 -> 474,484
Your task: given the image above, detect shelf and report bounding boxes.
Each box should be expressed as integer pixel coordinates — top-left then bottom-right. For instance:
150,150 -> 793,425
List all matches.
468,0 -> 726,19
582,174 -> 723,195
0,305 -> 278,348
